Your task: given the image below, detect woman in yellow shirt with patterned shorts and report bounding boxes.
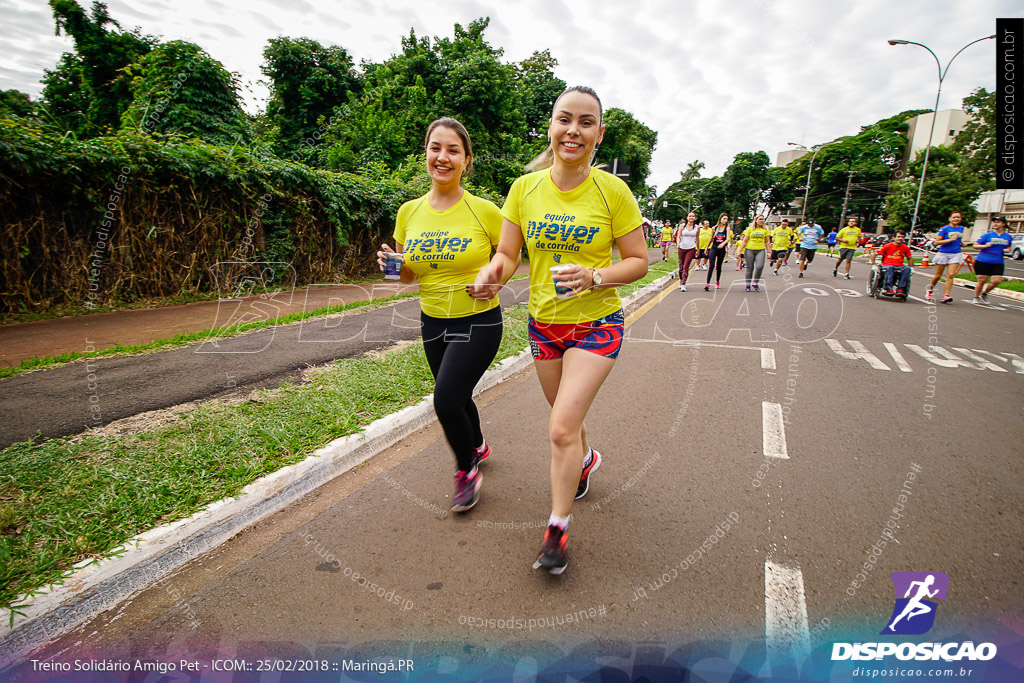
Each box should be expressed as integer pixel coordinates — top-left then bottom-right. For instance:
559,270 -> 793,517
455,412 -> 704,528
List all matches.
471,86 -> 648,574
377,118 -> 503,513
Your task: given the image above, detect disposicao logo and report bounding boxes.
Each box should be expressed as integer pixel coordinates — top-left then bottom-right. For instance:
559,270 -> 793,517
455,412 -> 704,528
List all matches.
831,571 -> 997,662
882,571 -> 948,635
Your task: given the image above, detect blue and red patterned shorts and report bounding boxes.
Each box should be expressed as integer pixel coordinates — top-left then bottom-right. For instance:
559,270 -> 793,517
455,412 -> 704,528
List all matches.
528,310 -> 624,360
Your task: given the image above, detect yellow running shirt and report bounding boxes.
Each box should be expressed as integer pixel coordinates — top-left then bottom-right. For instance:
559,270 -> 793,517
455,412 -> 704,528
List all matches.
661,225 -> 674,242
502,167 -> 643,324
742,225 -> 770,251
770,226 -> 794,249
394,191 -> 503,318
698,227 -> 714,249
837,226 -> 861,249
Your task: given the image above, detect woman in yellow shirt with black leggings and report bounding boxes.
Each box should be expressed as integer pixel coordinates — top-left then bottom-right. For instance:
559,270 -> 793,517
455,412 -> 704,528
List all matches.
472,86 -> 648,574
377,118 -> 503,513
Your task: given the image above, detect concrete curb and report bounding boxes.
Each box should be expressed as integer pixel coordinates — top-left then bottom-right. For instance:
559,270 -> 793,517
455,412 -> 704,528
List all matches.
0,278 -> 670,668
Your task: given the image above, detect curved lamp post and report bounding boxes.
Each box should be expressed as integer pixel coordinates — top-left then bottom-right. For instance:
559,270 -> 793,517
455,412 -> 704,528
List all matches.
888,35 -> 995,230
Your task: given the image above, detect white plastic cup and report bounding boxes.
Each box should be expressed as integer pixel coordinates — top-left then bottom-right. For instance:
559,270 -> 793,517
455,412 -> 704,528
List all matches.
384,253 -> 403,280
550,264 -> 575,299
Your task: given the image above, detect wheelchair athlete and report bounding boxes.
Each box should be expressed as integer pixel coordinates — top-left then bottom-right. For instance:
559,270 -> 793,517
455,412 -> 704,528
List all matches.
870,231 -> 913,299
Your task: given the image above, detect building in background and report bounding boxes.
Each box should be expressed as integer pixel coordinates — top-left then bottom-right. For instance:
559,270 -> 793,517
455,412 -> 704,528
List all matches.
898,109 -> 973,174
973,190 -> 1024,235
775,148 -> 810,168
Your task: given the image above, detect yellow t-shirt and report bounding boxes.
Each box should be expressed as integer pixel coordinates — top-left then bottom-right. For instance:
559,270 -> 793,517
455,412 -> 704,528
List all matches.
394,190 -> 502,318
837,226 -> 861,249
661,225 -> 674,242
698,227 -> 714,249
502,167 -> 642,324
742,225 -> 770,251
770,226 -> 794,249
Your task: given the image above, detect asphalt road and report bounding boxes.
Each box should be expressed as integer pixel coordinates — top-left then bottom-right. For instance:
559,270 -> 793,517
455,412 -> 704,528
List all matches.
10,257 -> 1022,677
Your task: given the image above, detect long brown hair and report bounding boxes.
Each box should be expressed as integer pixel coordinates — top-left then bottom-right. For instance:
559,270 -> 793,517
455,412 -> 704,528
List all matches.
525,86 -> 603,171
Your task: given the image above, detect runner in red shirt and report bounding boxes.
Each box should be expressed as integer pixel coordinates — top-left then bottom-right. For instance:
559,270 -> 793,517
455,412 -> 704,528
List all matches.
874,231 -> 913,297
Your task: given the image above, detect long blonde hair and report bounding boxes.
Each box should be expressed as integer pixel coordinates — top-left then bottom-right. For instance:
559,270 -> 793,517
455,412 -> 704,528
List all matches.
525,86 -> 603,171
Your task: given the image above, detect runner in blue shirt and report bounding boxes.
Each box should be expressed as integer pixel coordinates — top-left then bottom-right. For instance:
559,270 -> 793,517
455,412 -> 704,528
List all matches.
797,219 -> 825,279
826,228 -> 838,256
972,216 -> 1013,305
926,210 -> 966,304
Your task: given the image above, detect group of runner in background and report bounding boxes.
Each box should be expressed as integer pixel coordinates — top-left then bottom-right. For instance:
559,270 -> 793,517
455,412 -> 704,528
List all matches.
650,211 -> 1014,305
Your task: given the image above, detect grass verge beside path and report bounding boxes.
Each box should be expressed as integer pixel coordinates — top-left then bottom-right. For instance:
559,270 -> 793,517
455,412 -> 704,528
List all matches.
1,293 -> 420,380
0,259 -> 672,619
946,272 -> 1024,292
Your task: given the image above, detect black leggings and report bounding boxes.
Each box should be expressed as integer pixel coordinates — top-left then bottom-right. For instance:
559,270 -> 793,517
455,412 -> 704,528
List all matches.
421,307 -> 503,471
706,246 -> 727,284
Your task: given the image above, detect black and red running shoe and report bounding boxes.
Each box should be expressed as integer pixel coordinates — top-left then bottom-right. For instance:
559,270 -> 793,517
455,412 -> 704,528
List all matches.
533,524 -> 568,574
575,449 -> 602,500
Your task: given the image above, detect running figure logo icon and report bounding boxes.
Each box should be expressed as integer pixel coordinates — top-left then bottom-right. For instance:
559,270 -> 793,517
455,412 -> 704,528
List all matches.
881,571 -> 949,635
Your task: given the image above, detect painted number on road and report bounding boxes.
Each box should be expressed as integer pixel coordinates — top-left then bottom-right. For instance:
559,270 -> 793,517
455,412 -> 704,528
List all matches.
835,289 -> 862,298
826,339 -> 1024,374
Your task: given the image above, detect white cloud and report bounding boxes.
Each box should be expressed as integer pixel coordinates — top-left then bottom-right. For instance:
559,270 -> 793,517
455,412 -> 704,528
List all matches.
0,0 -> 1008,192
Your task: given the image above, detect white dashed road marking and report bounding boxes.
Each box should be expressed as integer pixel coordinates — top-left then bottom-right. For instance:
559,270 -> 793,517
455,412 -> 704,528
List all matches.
761,401 -> 788,460
765,560 -> 811,659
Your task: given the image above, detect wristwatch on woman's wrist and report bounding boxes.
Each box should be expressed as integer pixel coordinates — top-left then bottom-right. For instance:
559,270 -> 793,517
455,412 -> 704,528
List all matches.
590,267 -> 603,288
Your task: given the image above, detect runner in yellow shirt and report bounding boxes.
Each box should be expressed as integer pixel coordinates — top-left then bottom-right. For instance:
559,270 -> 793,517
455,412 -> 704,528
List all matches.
660,220 -> 675,261
736,215 -> 773,291
471,86 -> 648,575
769,219 -> 795,275
377,117 -> 503,512
696,221 -> 714,270
833,217 -> 862,280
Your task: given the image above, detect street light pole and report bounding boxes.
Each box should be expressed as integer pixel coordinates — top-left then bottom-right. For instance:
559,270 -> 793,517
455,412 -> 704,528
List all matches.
888,35 -> 995,231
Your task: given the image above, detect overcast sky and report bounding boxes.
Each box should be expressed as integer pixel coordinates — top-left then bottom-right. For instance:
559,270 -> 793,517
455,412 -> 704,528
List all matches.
2,0 -> 1013,193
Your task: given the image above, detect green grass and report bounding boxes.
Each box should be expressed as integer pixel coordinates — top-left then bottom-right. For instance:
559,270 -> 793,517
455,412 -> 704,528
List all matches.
0,262 -> 670,618
948,272 -> 1024,292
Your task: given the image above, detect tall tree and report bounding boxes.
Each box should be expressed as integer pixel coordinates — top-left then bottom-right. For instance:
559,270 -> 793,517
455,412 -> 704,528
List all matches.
516,49 -> 565,140
682,160 -> 705,181
260,37 -> 363,159
45,0 -> 156,134
594,108 -> 657,197
723,151 -> 773,220
885,146 -> 984,231
951,87 -> 994,186
120,41 -> 250,145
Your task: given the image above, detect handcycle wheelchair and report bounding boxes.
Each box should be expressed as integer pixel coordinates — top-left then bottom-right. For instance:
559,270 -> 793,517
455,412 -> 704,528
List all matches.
866,263 -> 912,301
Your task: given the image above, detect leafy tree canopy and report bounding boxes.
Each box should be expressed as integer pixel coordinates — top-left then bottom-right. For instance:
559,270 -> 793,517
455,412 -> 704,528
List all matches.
120,41 -> 250,145
951,87 -> 994,185
595,108 -> 657,198
44,0 -> 156,134
885,145 -> 984,231
320,18 -> 556,196
261,37 -> 363,158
